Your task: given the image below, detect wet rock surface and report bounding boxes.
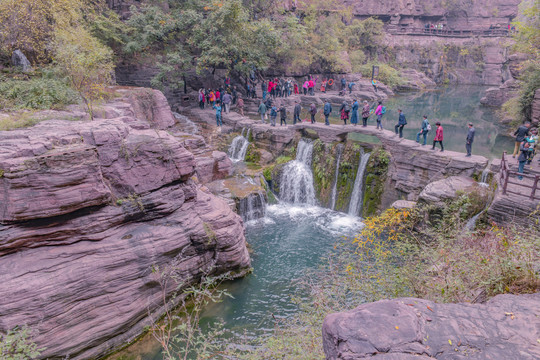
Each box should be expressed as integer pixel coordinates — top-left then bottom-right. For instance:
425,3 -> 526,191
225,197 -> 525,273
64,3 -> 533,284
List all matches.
322,292 -> 540,360
0,88 -> 250,359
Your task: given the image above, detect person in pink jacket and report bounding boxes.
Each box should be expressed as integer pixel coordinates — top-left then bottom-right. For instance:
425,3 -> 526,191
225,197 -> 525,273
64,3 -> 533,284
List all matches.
431,122 -> 444,152
374,101 -> 384,130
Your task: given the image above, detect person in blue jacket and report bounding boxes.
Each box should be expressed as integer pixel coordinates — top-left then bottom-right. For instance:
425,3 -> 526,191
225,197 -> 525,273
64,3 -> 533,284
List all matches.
351,99 -> 359,126
395,109 -> 407,138
416,115 -> 430,145
213,101 -> 222,127
270,105 -> 278,127
323,100 -> 332,126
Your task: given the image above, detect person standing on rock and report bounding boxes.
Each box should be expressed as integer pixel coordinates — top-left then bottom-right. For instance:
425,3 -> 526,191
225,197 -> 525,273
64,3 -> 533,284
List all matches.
432,122 -> 444,152
222,92 -> 232,113
362,100 -> 370,127
351,99 -> 359,126
375,101 -> 384,130
279,104 -> 287,126
310,103 -> 317,124
466,122 -> 475,157
512,122 -> 530,158
341,78 -> 347,92
340,100 -> 350,125
209,90 -> 216,107
323,100 -> 332,126
198,89 -> 205,110
394,109 -> 407,138
232,86 -> 238,105
213,101 -> 223,127
293,100 -> 301,125
303,80 -> 309,95
258,101 -> 267,124
348,81 -> 355,94
270,104 -> 278,127
517,142 -> 530,180
372,79 -> 378,92
416,115 -> 430,145
294,82 -> 299,95
237,96 -> 245,116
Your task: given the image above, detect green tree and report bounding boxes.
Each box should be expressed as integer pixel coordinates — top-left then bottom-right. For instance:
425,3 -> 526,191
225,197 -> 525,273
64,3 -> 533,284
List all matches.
53,27 -> 115,119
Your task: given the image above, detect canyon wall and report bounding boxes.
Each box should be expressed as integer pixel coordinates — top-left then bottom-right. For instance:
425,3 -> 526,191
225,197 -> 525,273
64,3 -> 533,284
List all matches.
0,88 -> 250,359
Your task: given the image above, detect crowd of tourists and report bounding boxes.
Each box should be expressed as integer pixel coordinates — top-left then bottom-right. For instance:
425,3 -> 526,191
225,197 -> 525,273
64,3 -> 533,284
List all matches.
512,122 -> 538,180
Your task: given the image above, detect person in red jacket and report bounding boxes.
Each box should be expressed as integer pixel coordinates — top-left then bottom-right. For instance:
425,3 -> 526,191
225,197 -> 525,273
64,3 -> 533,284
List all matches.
431,122 -> 444,152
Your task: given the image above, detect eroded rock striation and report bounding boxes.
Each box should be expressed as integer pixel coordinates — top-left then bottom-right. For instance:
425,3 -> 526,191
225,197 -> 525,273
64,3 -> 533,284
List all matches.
0,88 -> 249,359
322,292 -> 540,360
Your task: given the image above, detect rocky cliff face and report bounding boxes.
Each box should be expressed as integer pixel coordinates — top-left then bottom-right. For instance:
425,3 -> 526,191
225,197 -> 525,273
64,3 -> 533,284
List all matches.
0,88 -> 250,359
322,292 -> 540,359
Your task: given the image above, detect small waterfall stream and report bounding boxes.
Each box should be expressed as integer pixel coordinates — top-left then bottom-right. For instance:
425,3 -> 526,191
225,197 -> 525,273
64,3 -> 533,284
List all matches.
228,128 -> 251,162
329,144 -> 344,210
173,112 -> 199,134
280,139 -> 316,205
348,152 -> 371,217
239,191 -> 267,222
478,167 -> 491,187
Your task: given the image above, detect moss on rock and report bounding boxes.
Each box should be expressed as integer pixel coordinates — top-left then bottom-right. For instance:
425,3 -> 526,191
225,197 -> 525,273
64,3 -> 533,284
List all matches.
362,147 -> 389,217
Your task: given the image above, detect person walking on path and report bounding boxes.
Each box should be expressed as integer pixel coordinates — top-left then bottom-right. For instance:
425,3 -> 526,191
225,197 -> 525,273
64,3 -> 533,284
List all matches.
340,101 -> 350,125
351,99 -> 359,126
362,100 -> 370,127
310,103 -> 317,124
198,89 -> 205,110
279,104 -> 287,126
375,101 -> 384,130
394,109 -> 407,138
237,96 -> 245,116
222,92 -> 232,113
416,115 -> 430,145
303,81 -> 309,95
213,101 -> 223,127
517,142 -> 530,180
270,104 -> 278,127
258,101 -> 267,124
348,82 -> 355,94
432,122 -> 444,151
466,122 -> 475,156
323,100 -> 332,126
293,101 -> 301,124
512,122 -> 531,158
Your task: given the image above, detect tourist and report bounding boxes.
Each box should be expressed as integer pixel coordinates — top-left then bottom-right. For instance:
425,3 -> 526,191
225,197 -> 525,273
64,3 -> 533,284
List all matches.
293,101 -> 301,125
215,89 -> 221,103
222,92 -> 232,113
303,80 -> 309,95
268,80 -> 274,98
270,104 -> 278,127
432,122 -> 444,152
323,100 -> 332,126
362,100 -> 370,127
308,79 -> 315,95
517,142 -> 530,180
209,90 -> 216,107
294,82 -> 299,95
416,115 -> 430,145
340,100 -> 350,125
237,96 -> 245,116
512,122 -> 531,158
213,101 -> 222,127
232,86 -> 237,105
279,104 -> 287,126
525,129 -> 538,164
394,109 -> 407,138
320,79 -> 327,93
375,101 -> 384,130
351,99 -> 359,126
310,103 -> 317,124
348,81 -> 355,94
341,77 -> 347,92
258,101 -> 267,124
372,79 -> 378,92
198,89 -> 205,110
466,122 -> 475,157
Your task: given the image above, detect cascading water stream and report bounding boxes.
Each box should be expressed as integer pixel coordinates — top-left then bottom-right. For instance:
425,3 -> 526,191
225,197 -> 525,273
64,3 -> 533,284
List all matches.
348,152 -> 371,217
239,191 -> 267,222
479,166 -> 490,187
228,128 -> 251,162
173,112 -> 199,134
280,139 -> 316,205
329,144 -> 344,210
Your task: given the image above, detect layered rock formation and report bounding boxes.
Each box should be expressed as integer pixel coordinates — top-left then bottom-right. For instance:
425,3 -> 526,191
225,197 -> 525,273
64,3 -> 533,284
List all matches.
0,88 -> 250,359
322,292 -> 540,359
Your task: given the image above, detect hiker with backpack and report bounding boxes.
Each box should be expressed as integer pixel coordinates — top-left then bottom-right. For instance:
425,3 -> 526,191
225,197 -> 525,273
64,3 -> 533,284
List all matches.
323,100 -> 332,126
310,103 -> 317,124
293,101 -> 301,124
394,109 -> 407,138
340,101 -> 350,125
416,115 -> 430,146
374,101 -> 385,130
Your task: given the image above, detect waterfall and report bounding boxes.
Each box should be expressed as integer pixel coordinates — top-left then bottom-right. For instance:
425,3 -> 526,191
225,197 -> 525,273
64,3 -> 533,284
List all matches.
479,167 -> 490,187
239,191 -> 267,222
280,139 -> 316,205
329,144 -> 344,210
348,152 -> 371,217
173,112 -> 199,135
228,128 -> 250,162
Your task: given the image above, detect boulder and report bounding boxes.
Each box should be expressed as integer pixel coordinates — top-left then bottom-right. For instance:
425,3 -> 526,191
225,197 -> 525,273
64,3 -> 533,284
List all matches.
322,292 -> 540,360
418,176 -> 476,205
11,50 -> 32,72
391,200 -> 417,209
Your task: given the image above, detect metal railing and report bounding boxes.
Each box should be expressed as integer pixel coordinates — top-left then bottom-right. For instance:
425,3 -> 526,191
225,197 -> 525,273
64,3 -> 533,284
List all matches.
391,27 -> 510,37
500,152 -> 540,201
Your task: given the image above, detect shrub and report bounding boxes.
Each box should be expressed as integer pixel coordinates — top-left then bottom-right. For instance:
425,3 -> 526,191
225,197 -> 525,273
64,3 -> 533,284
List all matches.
358,63 -> 403,88
0,78 -> 79,110
0,326 -> 42,360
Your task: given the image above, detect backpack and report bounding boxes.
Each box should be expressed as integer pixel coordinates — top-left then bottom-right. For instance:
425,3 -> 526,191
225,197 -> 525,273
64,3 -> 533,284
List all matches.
426,123 -> 432,131
381,106 -> 386,114
344,104 -> 351,112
